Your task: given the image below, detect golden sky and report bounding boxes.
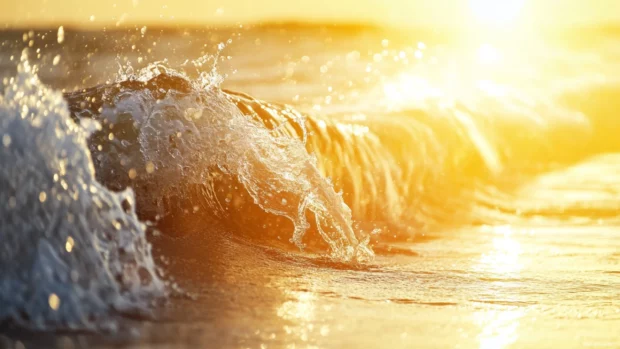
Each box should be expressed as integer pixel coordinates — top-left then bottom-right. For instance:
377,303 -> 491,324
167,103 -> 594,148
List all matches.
3,0 -> 620,28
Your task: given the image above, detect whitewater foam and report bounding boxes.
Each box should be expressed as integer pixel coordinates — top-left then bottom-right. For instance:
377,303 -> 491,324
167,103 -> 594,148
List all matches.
0,51 -> 164,330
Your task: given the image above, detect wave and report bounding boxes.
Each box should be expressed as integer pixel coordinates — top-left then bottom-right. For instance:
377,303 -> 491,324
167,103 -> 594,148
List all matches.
0,51 -> 164,331
3,46 -> 620,330
61,58 -> 620,242
64,62 -> 374,262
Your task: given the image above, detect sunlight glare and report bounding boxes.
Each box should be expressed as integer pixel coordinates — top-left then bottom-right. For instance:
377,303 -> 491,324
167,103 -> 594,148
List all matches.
475,309 -> 524,349
277,290 -> 319,342
382,74 -> 443,110
470,0 -> 525,26
477,44 -> 500,65
478,226 -> 523,275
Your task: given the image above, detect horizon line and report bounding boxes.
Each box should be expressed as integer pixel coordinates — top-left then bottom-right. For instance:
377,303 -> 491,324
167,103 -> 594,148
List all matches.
4,18 -> 620,33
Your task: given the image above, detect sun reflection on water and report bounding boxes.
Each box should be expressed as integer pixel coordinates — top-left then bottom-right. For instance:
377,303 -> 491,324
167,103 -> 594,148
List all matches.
478,226 -> 523,275
277,289 -> 329,346
382,74 -> 443,109
475,308 -> 525,349
277,291 -> 316,323
378,42 -> 514,113
473,225 -> 526,348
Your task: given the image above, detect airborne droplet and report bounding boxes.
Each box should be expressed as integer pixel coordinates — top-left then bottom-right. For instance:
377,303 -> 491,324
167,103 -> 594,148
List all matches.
65,236 -> 75,252
2,134 -> 11,147
57,26 -> 64,44
145,162 -> 155,174
48,293 -> 60,310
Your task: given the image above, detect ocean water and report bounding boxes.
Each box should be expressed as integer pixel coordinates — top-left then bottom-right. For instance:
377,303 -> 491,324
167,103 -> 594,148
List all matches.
0,24 -> 619,348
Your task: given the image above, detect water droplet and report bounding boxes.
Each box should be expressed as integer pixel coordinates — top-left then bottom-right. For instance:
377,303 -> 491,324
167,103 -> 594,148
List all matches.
48,293 -> 60,310
39,191 -> 47,202
2,134 -> 11,147
108,133 -> 114,141
52,54 -> 61,66
57,26 -> 64,43
145,162 -> 155,174
65,236 -> 75,252
128,168 -> 137,179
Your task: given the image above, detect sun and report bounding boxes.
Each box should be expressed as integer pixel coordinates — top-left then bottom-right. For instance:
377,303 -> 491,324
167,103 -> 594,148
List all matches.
470,0 -> 525,26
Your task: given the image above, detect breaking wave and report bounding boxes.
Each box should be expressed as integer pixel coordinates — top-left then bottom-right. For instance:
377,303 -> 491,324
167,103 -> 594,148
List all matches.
0,51 -> 164,331
0,49 -> 379,329
3,41 -> 620,331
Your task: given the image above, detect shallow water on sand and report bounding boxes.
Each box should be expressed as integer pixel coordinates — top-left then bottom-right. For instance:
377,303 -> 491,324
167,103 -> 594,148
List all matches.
3,219 -> 618,348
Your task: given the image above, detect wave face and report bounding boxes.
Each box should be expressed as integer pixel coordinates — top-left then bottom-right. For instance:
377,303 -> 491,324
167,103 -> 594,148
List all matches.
60,58 -> 616,253
64,64 -> 373,262
0,52 -> 164,330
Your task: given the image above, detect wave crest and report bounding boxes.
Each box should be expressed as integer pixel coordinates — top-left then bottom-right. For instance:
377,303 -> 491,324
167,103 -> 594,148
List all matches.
65,61 -> 374,262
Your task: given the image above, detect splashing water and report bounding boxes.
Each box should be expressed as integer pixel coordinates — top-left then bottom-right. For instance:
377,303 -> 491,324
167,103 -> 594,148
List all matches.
62,52 -> 376,262
0,51 -> 164,330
